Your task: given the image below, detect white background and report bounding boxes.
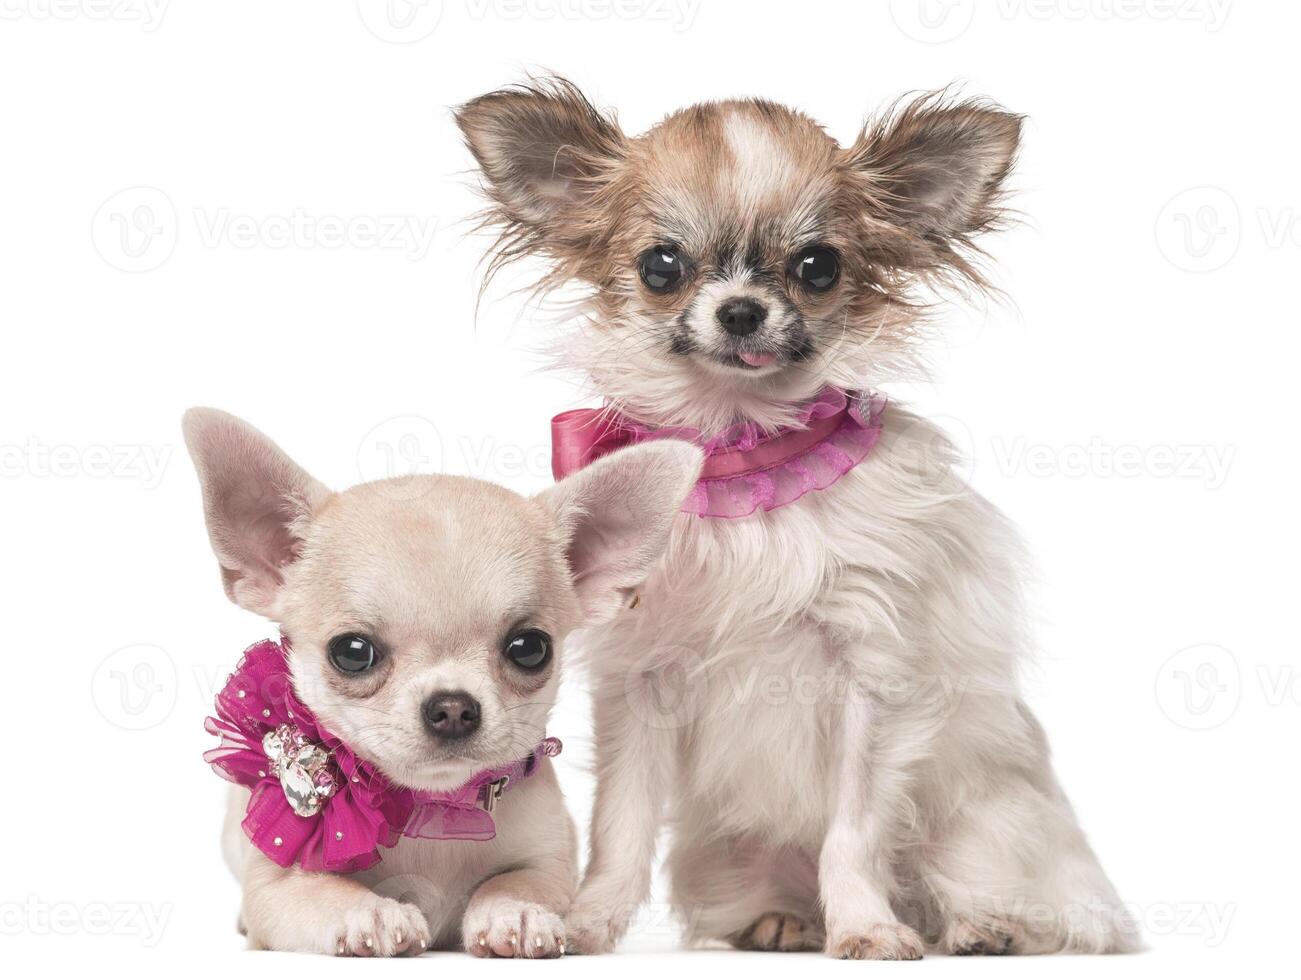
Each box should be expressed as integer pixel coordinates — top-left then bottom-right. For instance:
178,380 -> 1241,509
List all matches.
1,1 -> 1296,977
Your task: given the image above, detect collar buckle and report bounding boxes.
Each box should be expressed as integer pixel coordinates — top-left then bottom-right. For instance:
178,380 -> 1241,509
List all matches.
481,775 -> 510,813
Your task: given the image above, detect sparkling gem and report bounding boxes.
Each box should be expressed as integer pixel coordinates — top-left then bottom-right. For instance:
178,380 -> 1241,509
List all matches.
314,769 -> 337,798
257,770 -> 266,779
296,745 -> 327,771
281,763 -> 323,817
261,729 -> 284,761
273,836 -> 283,846
335,831 -> 344,841
261,708 -> 271,718
237,690 -> 246,699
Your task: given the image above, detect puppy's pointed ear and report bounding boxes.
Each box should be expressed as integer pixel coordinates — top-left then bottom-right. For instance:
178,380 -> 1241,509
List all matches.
537,441 -> 702,625
454,77 -> 626,242
181,408 -> 332,619
849,92 -> 1022,244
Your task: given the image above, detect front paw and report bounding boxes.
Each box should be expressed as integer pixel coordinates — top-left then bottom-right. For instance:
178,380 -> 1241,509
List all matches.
331,895 -> 429,957
828,922 -> 924,960
944,916 -> 1015,955
563,901 -> 627,955
563,884 -> 632,954
463,898 -> 565,959
562,916 -> 618,955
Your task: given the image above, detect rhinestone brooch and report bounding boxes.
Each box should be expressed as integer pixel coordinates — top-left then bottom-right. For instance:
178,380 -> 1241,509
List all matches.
262,723 -> 339,818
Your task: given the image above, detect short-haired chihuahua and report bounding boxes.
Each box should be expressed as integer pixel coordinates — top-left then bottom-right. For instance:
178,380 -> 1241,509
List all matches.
184,407 -> 700,956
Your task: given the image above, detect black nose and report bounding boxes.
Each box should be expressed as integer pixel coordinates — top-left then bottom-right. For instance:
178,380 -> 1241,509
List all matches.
422,691 -> 481,740
716,297 -> 768,337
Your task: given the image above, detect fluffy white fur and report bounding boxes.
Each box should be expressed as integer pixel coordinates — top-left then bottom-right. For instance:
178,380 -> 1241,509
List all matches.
455,79 -> 1138,959
569,409 -> 1136,956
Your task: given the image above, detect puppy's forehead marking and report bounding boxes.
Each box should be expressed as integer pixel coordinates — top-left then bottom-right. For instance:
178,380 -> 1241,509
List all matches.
724,109 -> 795,211
637,101 -> 843,258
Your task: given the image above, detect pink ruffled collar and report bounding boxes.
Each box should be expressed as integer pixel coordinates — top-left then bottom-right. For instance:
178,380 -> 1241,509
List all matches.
551,388 -> 887,519
204,639 -> 560,873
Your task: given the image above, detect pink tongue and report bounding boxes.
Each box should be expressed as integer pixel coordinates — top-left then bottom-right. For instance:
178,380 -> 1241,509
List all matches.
739,350 -> 778,368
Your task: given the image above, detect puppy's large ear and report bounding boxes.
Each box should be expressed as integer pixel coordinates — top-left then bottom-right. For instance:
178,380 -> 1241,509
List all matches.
536,441 -> 702,624
848,92 -> 1022,244
454,77 -> 626,245
182,408 -> 332,619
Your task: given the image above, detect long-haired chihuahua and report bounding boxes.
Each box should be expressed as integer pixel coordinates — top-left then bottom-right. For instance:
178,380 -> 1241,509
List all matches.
455,77 -> 1137,959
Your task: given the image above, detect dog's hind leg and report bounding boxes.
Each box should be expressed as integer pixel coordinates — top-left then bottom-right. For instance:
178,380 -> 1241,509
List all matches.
668,835 -> 823,951
915,726 -> 1139,955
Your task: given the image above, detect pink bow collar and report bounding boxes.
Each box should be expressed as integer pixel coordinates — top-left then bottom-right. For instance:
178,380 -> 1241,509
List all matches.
552,388 -> 887,519
204,638 -> 561,873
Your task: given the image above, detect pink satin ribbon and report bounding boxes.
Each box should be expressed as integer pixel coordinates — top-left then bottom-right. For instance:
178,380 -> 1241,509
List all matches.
551,399 -> 853,482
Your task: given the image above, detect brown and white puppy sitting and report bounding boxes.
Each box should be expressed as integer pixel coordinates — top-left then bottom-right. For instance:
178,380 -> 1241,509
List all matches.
183,408 -> 700,957
455,80 -> 1137,958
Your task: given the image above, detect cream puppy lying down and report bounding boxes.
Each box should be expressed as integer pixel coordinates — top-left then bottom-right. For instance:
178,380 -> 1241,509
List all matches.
183,408 -> 700,956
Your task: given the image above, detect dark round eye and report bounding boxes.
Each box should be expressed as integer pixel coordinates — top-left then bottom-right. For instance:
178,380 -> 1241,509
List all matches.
792,246 -> 839,291
328,634 -> 381,674
638,246 -> 685,292
503,629 -> 552,671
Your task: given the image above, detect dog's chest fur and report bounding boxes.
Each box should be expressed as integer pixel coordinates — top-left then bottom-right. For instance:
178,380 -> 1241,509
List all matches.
596,495 -> 860,848
589,409 -> 994,847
